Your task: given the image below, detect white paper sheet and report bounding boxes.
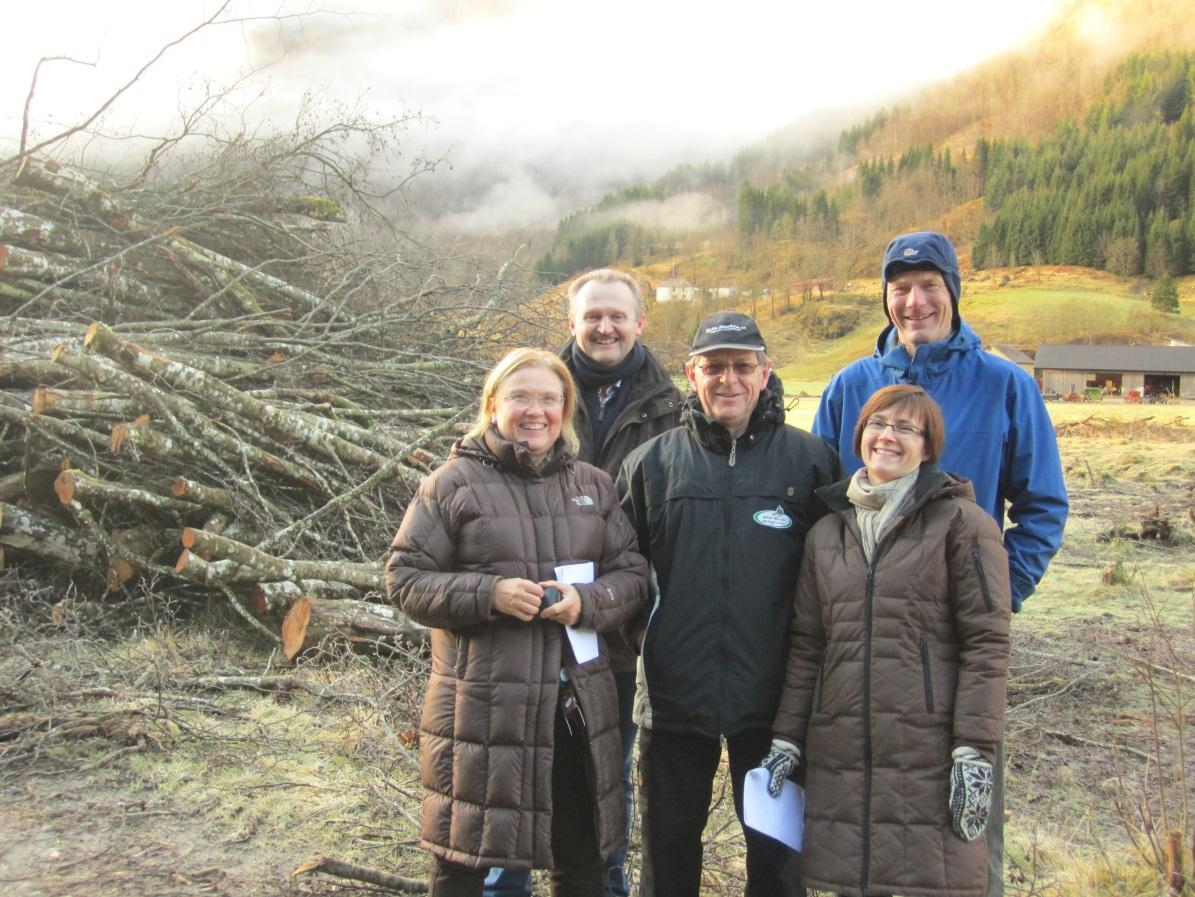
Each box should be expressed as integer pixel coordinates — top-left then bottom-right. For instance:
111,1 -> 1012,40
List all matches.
743,767 -> 804,851
554,562 -> 600,664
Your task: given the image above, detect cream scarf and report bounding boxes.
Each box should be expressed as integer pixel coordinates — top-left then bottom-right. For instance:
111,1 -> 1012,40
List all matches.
846,467 -> 920,562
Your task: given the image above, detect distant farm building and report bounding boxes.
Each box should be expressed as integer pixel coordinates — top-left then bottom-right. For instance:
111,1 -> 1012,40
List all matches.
712,285 -> 739,301
1035,344 -> 1195,398
987,343 -> 1035,377
655,277 -> 697,303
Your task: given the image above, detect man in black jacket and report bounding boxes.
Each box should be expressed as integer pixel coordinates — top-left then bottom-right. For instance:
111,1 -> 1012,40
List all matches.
618,312 -> 840,897
485,269 -> 681,897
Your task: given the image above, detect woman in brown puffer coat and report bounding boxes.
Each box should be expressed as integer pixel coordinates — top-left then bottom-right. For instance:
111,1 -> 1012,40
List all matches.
763,385 -> 1011,897
385,348 -> 648,897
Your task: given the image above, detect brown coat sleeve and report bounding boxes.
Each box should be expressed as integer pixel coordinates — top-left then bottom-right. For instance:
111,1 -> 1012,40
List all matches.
772,535 -> 827,747
384,471 -> 500,631
947,502 -> 1011,760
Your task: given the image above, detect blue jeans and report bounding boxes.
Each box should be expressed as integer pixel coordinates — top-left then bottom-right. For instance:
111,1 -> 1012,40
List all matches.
485,672 -> 638,897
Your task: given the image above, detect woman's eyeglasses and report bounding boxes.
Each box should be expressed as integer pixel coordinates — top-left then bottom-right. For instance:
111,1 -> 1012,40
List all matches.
864,417 -> 924,437
501,392 -> 564,410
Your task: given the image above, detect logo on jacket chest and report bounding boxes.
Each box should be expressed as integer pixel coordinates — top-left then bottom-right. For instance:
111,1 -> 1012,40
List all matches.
571,495 -> 595,507
753,505 -> 793,529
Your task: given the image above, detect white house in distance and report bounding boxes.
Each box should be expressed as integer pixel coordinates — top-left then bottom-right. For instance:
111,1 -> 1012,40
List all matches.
1034,344 -> 1195,398
655,277 -> 697,303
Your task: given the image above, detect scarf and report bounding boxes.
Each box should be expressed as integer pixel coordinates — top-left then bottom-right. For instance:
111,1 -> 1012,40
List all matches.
846,467 -> 920,563
571,341 -> 646,456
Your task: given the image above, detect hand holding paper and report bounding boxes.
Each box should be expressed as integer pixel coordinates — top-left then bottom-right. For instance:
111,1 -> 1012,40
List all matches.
553,562 -> 600,664
743,766 -> 804,851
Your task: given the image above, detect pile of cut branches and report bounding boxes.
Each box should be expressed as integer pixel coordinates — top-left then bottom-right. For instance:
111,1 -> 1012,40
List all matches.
0,144 -> 553,653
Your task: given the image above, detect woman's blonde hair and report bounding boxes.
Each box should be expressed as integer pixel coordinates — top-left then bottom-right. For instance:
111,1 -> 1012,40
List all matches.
469,348 -> 580,454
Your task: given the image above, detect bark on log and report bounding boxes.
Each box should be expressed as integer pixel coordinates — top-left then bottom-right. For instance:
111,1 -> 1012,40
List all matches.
281,596 -> 427,661
0,500 -> 104,567
32,388 -> 139,417
85,322 -> 416,477
54,470 -> 204,518
171,477 -> 235,513
249,578 -> 362,616
181,527 -> 381,589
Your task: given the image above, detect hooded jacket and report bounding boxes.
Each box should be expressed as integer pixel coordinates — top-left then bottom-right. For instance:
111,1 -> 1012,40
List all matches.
618,374 -> 841,737
813,321 -> 1067,610
773,466 -> 1010,897
385,431 -> 648,870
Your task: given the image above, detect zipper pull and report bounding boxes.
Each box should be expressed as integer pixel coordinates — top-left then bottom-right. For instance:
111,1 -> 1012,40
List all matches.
729,437 -> 737,467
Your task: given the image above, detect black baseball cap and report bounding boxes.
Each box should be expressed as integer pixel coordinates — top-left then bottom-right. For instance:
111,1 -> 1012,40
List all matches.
688,312 -> 767,356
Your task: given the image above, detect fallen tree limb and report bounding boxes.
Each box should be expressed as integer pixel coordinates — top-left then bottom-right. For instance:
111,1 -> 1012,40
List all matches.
290,856 -> 428,893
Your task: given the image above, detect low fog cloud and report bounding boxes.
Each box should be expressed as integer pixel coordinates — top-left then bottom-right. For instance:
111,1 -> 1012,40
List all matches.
6,0 -> 1074,233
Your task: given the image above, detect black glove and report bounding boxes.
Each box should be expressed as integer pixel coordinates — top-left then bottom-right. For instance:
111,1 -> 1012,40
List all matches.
760,738 -> 801,798
949,745 -> 994,841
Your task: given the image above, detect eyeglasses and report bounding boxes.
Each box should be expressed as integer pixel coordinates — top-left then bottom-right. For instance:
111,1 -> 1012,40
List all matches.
695,362 -> 760,378
500,392 -> 564,410
864,417 -> 924,437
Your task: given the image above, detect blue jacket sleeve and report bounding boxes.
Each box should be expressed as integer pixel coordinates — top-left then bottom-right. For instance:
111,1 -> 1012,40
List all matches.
812,373 -> 845,447
1001,380 -> 1068,611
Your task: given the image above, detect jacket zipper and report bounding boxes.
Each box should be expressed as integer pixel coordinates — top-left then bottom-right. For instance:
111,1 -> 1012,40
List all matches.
842,513 -> 901,896
815,654 -> 827,714
861,562 -> 875,895
919,638 -> 935,713
718,450 -> 734,730
728,436 -> 737,467
971,549 -> 995,613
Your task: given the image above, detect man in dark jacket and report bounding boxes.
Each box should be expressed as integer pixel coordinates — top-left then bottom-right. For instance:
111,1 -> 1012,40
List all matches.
486,269 -> 681,897
812,231 -> 1069,897
618,312 -> 841,897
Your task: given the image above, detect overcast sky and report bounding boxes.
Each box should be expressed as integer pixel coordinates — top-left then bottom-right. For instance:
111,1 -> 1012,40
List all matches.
4,0 -> 1071,231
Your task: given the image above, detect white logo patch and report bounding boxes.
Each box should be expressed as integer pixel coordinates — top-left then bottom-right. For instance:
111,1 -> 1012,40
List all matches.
572,495 -> 595,507
902,247 -> 920,257
753,505 -> 793,529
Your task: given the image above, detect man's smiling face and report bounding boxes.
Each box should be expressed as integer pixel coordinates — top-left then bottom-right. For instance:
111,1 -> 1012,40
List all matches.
886,268 -> 954,352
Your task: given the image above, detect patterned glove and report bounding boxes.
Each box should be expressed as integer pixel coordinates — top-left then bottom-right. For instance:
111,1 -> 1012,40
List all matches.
761,738 -> 801,798
949,745 -> 994,841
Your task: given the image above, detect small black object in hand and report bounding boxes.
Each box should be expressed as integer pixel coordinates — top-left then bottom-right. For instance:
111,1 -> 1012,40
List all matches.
541,586 -> 562,609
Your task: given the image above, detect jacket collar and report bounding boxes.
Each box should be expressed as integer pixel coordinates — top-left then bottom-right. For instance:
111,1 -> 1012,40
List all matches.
450,429 -> 574,478
817,464 -> 974,516
560,338 -> 676,400
872,319 -> 982,381
682,370 -> 786,454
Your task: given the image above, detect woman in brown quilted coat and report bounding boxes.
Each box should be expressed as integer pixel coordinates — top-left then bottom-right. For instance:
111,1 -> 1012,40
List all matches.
385,348 -> 648,897
762,385 -> 1011,897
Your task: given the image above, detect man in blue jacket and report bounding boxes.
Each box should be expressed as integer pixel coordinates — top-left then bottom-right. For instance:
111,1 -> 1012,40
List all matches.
813,230 -> 1068,896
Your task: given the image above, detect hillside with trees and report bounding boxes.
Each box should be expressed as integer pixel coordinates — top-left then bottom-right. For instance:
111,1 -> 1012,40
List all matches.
536,0 -> 1195,314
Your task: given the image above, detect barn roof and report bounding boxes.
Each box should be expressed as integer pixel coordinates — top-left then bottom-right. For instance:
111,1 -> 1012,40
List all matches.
988,343 -> 1034,364
1035,344 -> 1195,374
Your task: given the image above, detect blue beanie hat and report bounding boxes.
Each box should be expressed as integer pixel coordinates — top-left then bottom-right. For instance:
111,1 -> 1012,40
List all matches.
881,231 -> 961,327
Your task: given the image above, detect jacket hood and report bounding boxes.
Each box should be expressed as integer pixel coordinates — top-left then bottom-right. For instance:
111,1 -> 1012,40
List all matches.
682,369 -> 786,452
450,429 -> 574,478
